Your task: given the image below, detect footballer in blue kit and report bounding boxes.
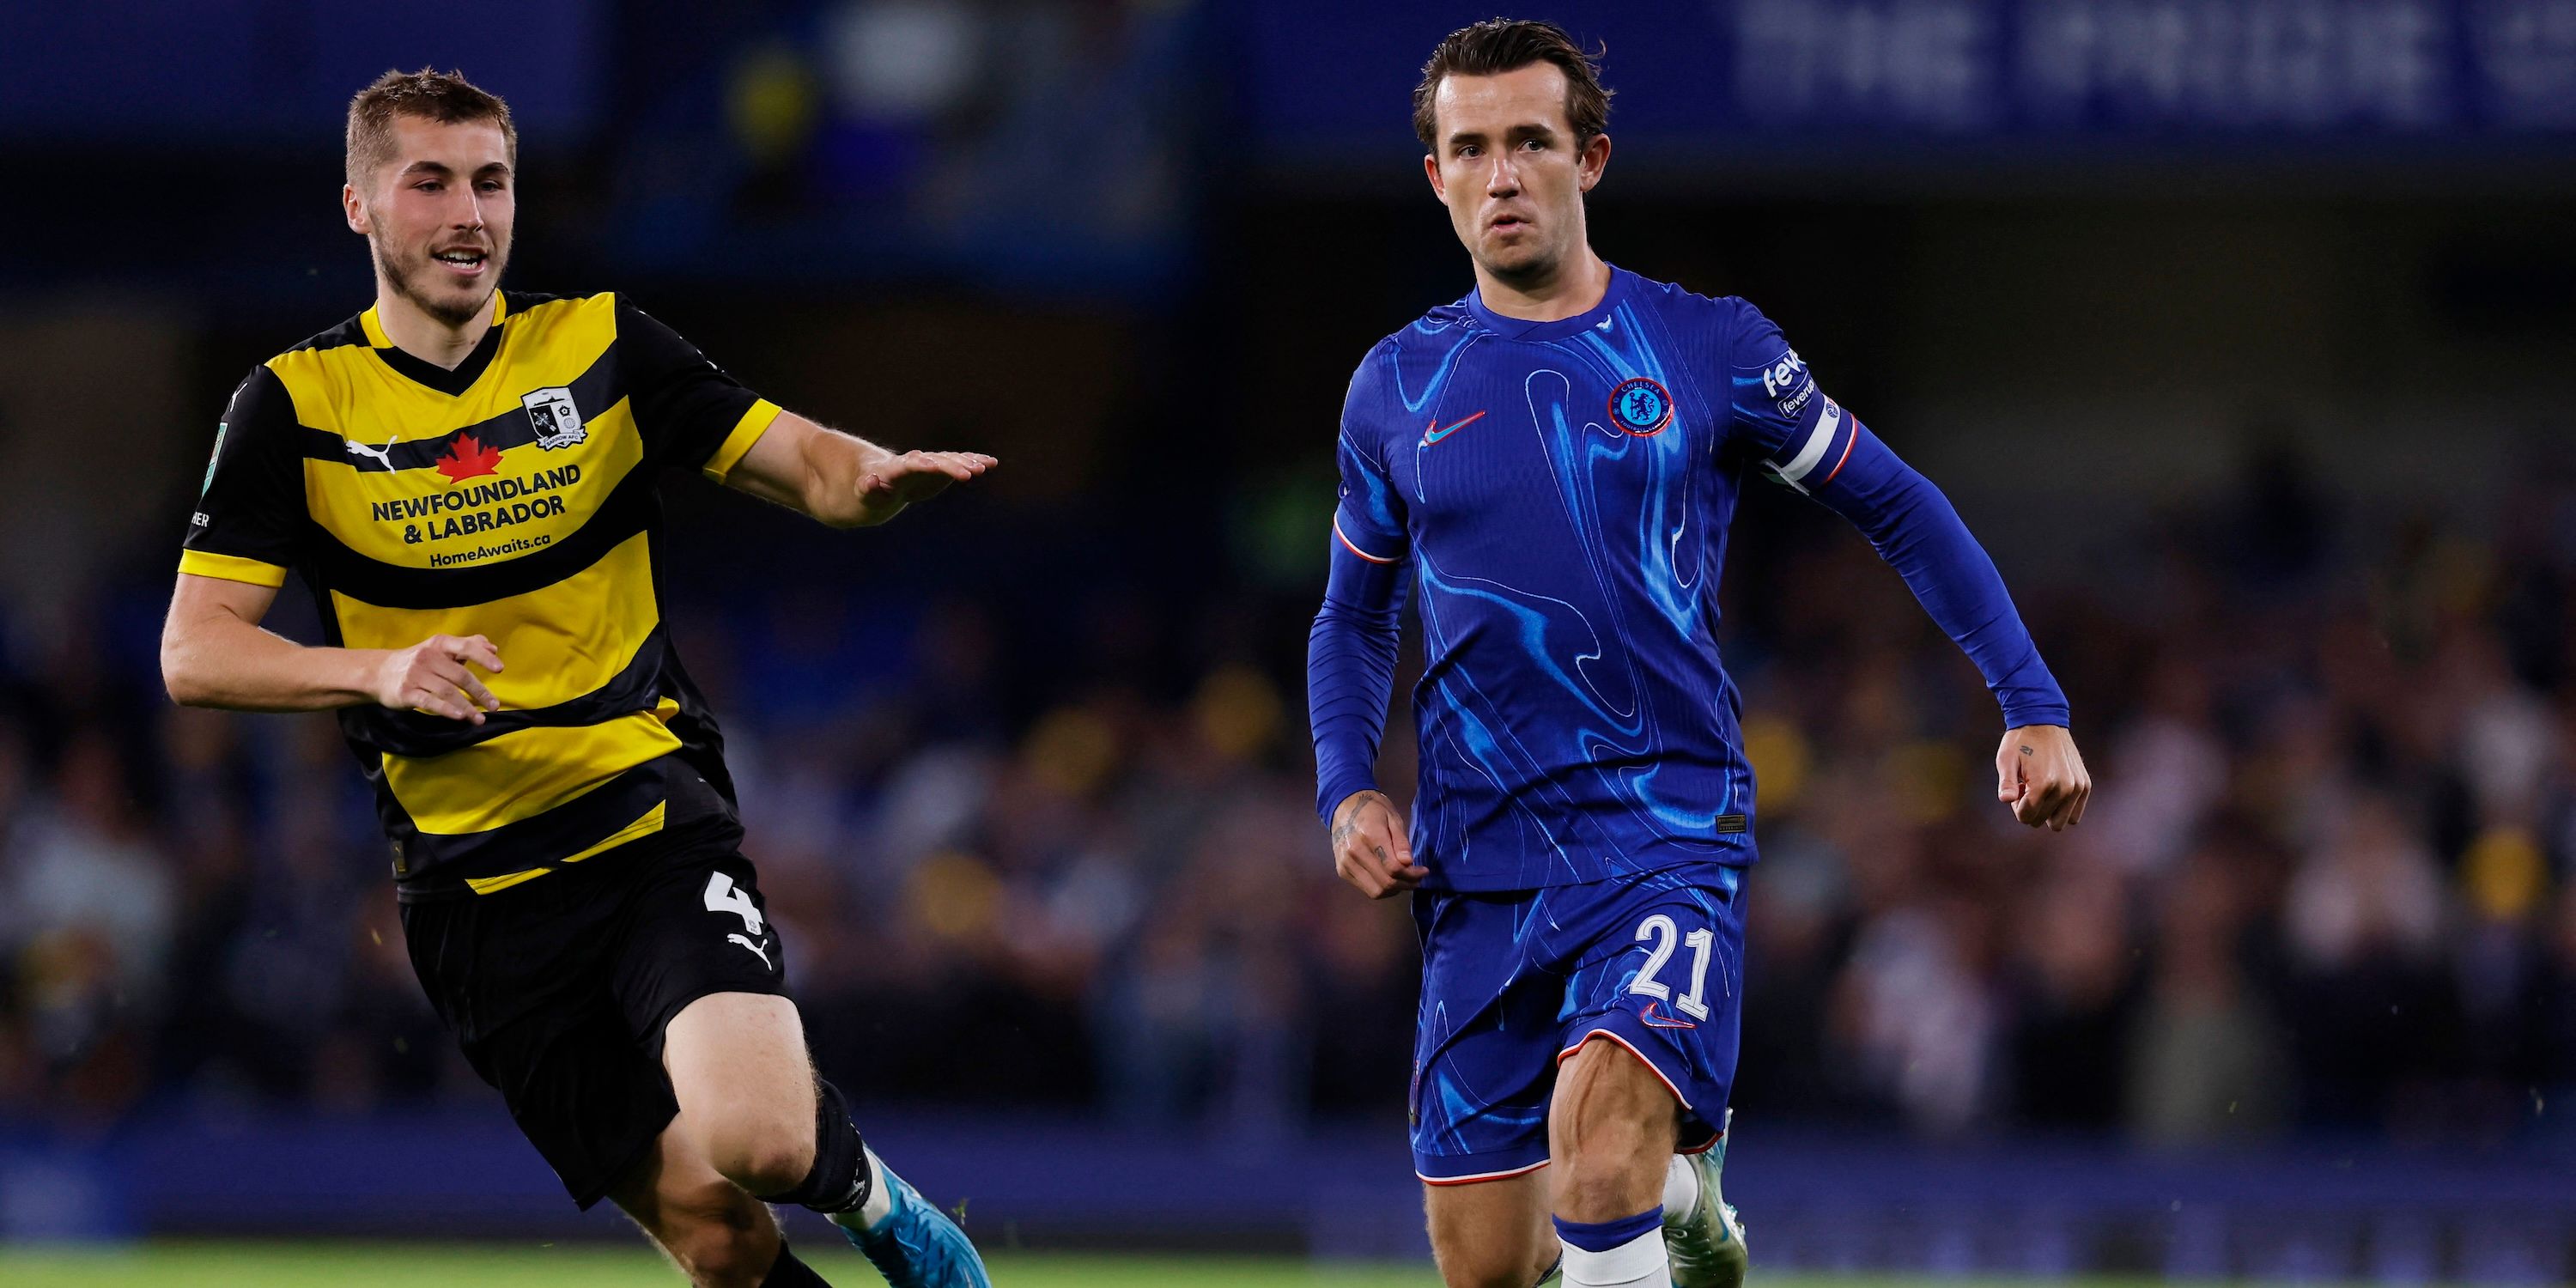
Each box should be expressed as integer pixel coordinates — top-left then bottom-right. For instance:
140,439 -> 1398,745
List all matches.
1305,21 -> 2093,1288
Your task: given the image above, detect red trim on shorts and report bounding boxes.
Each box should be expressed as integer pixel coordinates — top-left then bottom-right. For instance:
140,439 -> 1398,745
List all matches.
1418,1157 -> 1552,1187
1557,1029 -> 1696,1112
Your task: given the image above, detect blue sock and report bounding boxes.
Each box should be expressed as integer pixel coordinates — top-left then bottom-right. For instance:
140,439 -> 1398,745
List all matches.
1554,1206 -> 1663,1251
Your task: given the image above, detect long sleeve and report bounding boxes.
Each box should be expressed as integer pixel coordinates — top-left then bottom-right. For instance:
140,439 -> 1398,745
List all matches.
1308,352 -> 1413,823
1723,298 -> 2069,730
1806,425 -> 2070,728
1308,524 -> 1410,822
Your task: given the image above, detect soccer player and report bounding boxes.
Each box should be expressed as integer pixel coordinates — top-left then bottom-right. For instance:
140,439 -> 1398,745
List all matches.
160,70 -> 994,1288
1307,21 -> 2092,1288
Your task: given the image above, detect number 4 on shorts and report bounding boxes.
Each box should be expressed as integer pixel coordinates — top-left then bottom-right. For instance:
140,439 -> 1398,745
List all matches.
704,871 -> 765,937
1629,913 -> 1716,1021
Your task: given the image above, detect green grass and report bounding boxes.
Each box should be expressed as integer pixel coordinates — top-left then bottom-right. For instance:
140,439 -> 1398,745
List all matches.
3,1244 -> 1437,1287
0,1242 -> 2157,1287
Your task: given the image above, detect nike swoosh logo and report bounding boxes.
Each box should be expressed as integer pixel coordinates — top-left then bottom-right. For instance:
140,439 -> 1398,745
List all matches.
728,933 -> 774,970
1422,410 -> 1487,445
1639,999 -> 1699,1030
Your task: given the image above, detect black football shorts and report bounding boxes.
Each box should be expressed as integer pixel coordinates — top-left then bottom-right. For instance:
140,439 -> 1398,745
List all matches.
399,835 -> 790,1208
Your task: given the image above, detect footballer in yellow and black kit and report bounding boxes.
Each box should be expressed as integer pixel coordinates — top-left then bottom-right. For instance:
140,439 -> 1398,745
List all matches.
185,288 -> 768,895
181,288 -> 796,1206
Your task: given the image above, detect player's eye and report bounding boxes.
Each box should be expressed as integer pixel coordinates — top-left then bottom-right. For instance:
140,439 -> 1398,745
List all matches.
1522,138 -> 1546,151
416,181 -> 442,192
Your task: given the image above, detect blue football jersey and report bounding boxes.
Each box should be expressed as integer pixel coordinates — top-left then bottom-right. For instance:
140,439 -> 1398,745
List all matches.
1309,265 -> 2065,891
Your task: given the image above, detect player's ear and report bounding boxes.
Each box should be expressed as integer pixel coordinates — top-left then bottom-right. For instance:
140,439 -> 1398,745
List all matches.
343,184 -> 369,234
1577,132 -> 1612,193
1423,152 -> 1445,201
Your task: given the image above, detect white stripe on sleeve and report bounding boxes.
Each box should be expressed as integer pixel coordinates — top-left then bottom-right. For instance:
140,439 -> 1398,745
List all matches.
1770,399 -> 1842,483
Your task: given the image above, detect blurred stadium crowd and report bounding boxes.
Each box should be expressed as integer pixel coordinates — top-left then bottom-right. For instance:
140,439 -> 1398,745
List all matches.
1,437 -> 2572,1155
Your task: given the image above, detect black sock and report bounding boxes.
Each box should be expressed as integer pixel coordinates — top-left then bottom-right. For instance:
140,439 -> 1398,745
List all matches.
756,1078 -> 872,1213
761,1243 -> 833,1287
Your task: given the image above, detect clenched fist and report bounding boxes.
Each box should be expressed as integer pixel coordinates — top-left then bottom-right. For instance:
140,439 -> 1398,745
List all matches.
1997,724 -> 2090,830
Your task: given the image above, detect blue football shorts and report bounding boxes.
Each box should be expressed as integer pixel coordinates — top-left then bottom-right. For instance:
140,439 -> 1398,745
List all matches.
1407,864 -> 1744,1184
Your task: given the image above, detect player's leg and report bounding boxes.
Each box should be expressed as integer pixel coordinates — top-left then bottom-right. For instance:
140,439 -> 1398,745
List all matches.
626,850 -> 988,1287
1548,1036 -> 1684,1287
1410,888 -> 1569,1288
608,1111 -> 810,1287
1547,870 -> 1751,1288
1661,1110 -> 1747,1288
1421,1170 -> 1560,1288
661,992 -> 823,1196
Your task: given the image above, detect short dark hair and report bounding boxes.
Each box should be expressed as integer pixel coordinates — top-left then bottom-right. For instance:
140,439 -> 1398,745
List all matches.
345,68 -> 517,190
1412,18 -> 1613,150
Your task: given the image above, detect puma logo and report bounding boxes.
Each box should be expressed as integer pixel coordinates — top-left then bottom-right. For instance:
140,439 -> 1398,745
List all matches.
728,933 -> 774,970
345,434 -> 399,470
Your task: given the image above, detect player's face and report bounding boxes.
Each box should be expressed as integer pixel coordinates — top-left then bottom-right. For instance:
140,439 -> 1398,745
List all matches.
346,116 -> 514,329
1423,64 -> 1609,285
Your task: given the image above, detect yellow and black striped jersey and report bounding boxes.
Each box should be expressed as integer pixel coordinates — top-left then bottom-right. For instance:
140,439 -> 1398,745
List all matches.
180,290 -> 781,898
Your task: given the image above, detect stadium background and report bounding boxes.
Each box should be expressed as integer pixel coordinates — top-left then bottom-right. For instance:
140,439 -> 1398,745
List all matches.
4,1 -> 2576,1282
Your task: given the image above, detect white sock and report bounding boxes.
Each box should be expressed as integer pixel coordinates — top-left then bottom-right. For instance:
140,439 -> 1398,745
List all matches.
1661,1153 -> 1700,1218
1560,1226 -> 1671,1288
837,1145 -> 895,1229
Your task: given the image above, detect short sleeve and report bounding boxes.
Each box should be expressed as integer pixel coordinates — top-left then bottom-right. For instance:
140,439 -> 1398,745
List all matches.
1331,348 -> 1410,565
1723,299 -> 1850,489
616,296 -> 782,480
179,367 -> 305,587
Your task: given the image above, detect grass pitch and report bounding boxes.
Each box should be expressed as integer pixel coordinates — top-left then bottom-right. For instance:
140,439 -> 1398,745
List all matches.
8,1243 -> 1436,1286
0,1242 -> 2166,1286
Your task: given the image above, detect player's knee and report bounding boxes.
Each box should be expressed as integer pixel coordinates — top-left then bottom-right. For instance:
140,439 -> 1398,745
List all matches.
1553,1140 -> 1660,1224
714,1117 -> 817,1197
1552,1112 -> 1666,1219
1551,1046 -> 1674,1220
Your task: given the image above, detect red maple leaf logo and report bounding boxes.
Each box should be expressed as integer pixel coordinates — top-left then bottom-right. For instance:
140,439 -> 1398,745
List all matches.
435,433 -> 501,483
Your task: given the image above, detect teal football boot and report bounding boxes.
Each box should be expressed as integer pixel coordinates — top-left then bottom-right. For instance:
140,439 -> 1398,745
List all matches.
1663,1109 -> 1748,1288
831,1149 -> 992,1288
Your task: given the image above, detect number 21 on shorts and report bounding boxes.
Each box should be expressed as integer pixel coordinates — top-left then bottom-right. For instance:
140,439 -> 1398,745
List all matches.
1628,913 -> 1719,1021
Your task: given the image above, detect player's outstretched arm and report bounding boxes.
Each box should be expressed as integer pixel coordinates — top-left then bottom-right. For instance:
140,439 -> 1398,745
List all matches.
161,574 -> 503,724
722,411 -> 995,529
1797,423 -> 2092,830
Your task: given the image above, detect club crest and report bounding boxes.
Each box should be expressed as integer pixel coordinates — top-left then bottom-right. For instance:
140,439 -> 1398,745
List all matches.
1608,377 -> 1673,437
520,386 -> 586,451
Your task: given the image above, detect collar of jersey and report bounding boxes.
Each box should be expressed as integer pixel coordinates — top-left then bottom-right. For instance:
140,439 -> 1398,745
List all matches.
1465,263 -> 1631,342
358,293 -> 510,397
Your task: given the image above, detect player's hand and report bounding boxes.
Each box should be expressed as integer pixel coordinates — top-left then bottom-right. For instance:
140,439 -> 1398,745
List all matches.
853,450 -> 998,526
1329,789 -> 1428,899
375,634 -> 505,725
1996,724 -> 2089,830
